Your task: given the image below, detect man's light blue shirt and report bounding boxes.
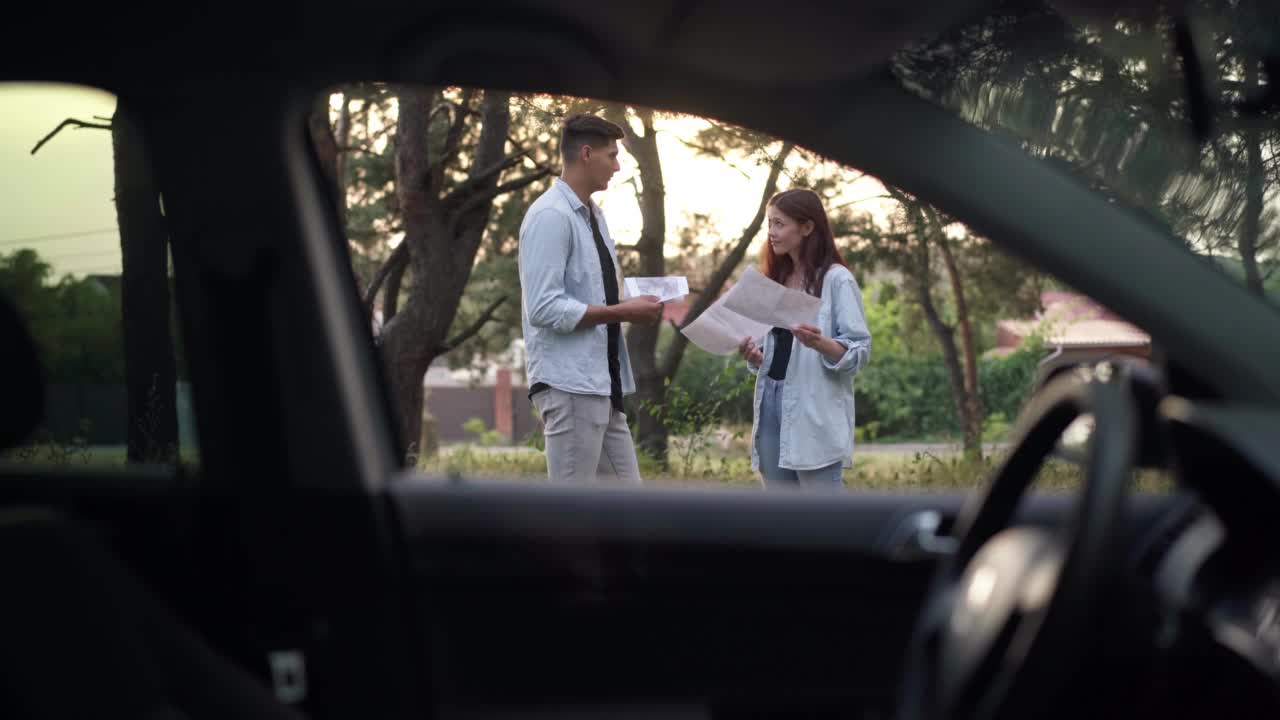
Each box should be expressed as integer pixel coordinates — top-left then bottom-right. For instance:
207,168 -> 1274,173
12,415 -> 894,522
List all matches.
519,178 -> 636,397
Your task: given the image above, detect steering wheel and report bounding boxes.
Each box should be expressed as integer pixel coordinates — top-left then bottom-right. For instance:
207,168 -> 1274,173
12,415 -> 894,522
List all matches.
897,362 -> 1141,720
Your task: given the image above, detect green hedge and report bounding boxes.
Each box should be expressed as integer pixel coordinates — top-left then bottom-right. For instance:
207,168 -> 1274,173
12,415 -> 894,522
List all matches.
852,346 -> 1041,441
668,342 -> 1042,443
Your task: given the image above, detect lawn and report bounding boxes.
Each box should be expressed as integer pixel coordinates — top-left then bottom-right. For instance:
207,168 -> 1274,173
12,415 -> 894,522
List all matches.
420,442 -> 1173,493
2,439 -> 1171,494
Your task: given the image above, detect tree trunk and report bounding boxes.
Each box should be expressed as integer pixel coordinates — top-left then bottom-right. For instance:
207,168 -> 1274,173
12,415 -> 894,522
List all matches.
936,230 -> 984,454
1241,58 -> 1266,296
309,92 -> 365,303
890,189 -> 977,450
608,106 -> 670,463
379,301 -> 432,461
662,143 -> 794,374
383,253 -> 407,323
112,103 -> 178,463
381,88 -> 513,462
913,242 -> 972,448
335,95 -> 352,212
308,94 -> 343,211
611,105 -> 796,463
382,87 -> 444,458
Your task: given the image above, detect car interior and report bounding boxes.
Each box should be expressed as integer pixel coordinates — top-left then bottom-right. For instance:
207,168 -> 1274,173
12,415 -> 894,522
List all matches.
3,1 -> 1280,719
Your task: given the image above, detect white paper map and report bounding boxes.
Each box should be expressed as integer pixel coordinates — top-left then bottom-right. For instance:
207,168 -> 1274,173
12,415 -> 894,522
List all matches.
721,266 -> 821,328
624,276 -> 689,303
679,298 -> 770,356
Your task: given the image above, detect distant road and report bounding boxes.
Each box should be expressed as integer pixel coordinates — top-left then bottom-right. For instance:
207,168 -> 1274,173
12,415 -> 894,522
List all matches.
857,442 -> 1011,456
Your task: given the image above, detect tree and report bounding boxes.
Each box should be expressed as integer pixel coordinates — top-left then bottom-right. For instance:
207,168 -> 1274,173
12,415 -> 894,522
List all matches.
0,249 -> 124,385
31,103 -> 177,462
846,185 -> 1045,453
892,0 -> 1280,297
111,104 -> 178,462
603,105 -> 794,463
358,87 -> 552,460
435,94 -> 576,382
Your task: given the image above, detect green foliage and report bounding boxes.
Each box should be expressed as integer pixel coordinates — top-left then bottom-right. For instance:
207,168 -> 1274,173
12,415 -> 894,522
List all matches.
893,3 -> 1280,293
462,416 -> 504,447
853,348 -> 1039,442
423,445 -> 548,477
0,248 -> 124,383
979,342 -> 1042,428
3,420 -> 94,466
658,280 -> 1043,445
642,362 -> 754,479
667,345 -> 755,425
523,404 -> 546,452
329,86 -> 565,367
981,412 -> 1012,444
850,280 -> 1043,441
854,353 -> 957,441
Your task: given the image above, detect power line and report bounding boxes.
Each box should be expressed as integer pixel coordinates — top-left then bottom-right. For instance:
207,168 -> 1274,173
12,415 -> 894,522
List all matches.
0,227 -> 118,247
43,248 -> 119,260
59,266 -> 123,276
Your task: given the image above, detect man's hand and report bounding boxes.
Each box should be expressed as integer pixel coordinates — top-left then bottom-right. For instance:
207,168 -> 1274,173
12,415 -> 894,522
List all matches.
614,295 -> 663,324
738,336 -> 763,366
578,295 -> 663,329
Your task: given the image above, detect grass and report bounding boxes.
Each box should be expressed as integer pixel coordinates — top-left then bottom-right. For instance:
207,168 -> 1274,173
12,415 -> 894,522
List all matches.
1,443 -> 200,468
420,443 -> 1173,494
2,439 -> 1171,495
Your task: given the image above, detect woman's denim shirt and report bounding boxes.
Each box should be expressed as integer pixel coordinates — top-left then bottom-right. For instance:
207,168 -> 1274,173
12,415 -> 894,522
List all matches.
747,265 -> 871,471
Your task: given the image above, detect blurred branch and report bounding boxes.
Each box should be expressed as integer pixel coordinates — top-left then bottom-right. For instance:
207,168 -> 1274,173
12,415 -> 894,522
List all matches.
830,193 -> 895,212
453,168 -> 553,223
660,141 -> 794,377
364,242 -> 409,319
31,118 -> 113,155
427,102 -> 452,128
446,149 -> 535,203
514,95 -> 563,120
676,137 -> 753,180
431,87 -> 477,181
338,145 -> 383,156
506,132 -> 555,174
441,295 -> 508,351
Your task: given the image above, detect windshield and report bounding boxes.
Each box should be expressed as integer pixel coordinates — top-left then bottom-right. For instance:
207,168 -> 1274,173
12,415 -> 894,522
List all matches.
891,0 -> 1280,302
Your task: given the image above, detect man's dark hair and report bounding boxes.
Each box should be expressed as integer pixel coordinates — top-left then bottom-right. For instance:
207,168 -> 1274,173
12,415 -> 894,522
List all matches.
560,113 -> 624,164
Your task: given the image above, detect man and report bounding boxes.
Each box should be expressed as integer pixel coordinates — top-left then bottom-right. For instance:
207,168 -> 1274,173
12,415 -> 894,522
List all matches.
518,113 -> 663,484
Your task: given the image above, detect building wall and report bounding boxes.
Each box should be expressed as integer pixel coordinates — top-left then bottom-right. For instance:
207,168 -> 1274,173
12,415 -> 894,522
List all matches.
425,385 -> 538,445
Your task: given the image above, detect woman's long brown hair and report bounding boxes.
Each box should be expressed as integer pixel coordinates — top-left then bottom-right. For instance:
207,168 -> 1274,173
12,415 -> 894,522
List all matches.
761,188 -> 847,297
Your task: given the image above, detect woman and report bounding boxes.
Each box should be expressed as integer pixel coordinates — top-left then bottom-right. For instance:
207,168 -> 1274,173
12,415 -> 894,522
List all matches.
737,189 -> 871,488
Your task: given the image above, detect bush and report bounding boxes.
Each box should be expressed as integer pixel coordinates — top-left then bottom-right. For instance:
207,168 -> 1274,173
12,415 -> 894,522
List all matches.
855,355 -> 957,440
661,283 -> 1043,444
462,417 -> 504,447
668,346 -> 755,425
641,362 -> 753,479
853,346 -> 1041,442
1,249 -> 126,383
979,343 -> 1041,427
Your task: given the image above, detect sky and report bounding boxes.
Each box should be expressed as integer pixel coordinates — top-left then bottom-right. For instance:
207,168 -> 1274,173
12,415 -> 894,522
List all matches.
0,83 -> 121,278
594,115 -> 891,261
1,83 -> 892,281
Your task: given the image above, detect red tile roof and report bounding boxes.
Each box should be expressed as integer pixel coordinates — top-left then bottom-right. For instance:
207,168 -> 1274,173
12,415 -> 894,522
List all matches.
998,291 -> 1150,350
